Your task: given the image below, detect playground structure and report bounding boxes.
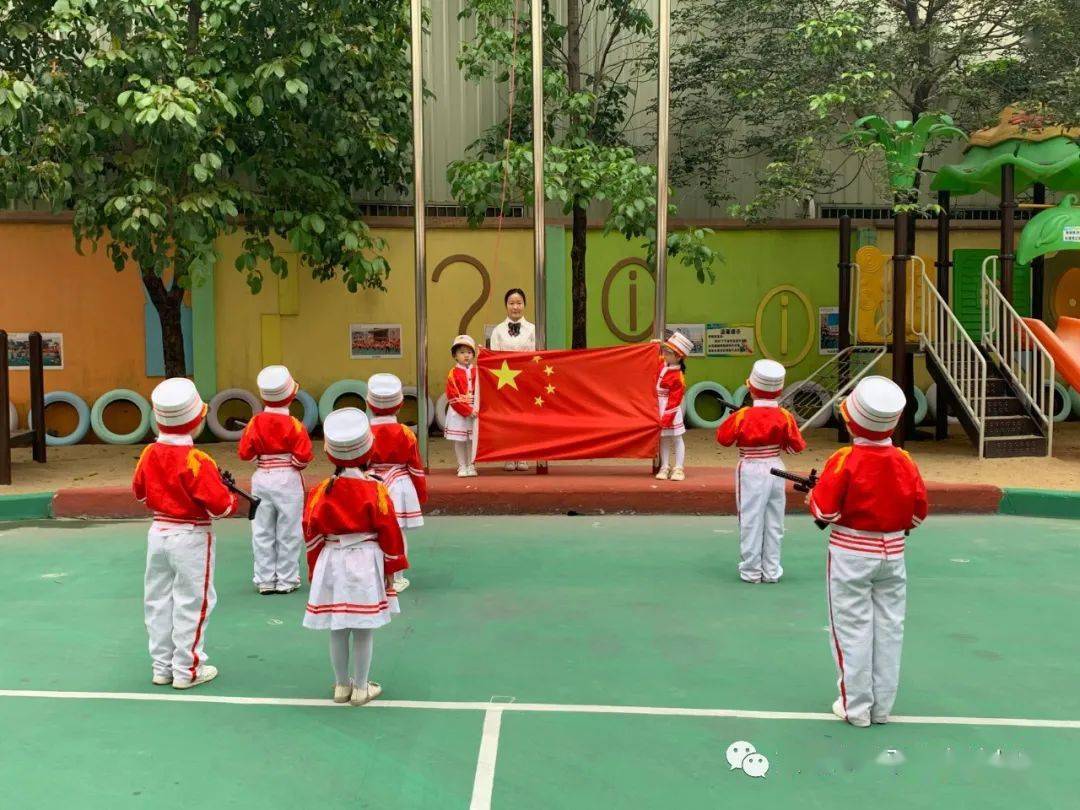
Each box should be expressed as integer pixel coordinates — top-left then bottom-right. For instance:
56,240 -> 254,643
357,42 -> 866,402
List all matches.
780,110 -> 1080,458
0,330 -> 47,485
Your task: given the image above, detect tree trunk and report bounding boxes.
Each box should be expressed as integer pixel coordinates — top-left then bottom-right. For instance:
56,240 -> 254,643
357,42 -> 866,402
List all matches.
570,203 -> 588,348
143,273 -> 188,378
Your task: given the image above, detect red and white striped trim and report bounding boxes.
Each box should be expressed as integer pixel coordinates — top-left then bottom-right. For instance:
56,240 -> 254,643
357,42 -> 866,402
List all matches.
808,499 -> 840,523
739,445 -> 781,459
370,464 -> 408,486
305,600 -> 390,615
152,514 -> 210,528
444,428 -> 472,439
829,526 -> 905,557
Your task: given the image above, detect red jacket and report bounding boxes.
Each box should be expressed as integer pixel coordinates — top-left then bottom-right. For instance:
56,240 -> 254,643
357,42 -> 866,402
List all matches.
302,474 -> 408,580
656,362 -> 685,429
446,364 -> 478,418
237,409 -> 313,469
716,404 -> 806,457
369,419 -> 428,503
133,438 -> 238,524
809,442 -> 928,536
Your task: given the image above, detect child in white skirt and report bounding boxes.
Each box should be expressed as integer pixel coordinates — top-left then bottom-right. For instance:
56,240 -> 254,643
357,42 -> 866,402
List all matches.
656,330 -> 692,481
445,334 -> 479,477
366,372 -> 427,593
303,408 -> 409,706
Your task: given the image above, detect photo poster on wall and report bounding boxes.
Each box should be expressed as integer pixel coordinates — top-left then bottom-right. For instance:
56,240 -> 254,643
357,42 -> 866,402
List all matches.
666,324 -> 706,357
350,324 -> 403,359
705,323 -> 755,356
7,332 -> 64,369
819,307 -> 839,355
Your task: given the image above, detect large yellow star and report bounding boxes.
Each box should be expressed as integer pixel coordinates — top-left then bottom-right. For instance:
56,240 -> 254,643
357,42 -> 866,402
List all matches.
488,360 -> 523,390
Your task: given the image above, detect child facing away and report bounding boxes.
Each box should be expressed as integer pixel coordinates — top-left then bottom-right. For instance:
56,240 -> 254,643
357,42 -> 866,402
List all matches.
237,365 -> 313,594
366,372 -> 428,593
133,378 -> 239,689
716,359 -> 806,583
655,330 -> 692,482
808,376 -> 927,728
445,334 -> 479,477
303,408 -> 409,707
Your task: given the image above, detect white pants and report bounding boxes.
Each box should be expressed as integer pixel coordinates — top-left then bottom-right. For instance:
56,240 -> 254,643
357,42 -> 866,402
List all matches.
250,468 -> 304,588
144,524 -> 216,682
736,458 -> 785,582
827,547 -> 907,724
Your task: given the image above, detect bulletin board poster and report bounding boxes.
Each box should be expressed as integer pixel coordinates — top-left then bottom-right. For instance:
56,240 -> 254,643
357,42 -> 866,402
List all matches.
705,323 -> 755,356
350,324 -> 402,359
7,332 -> 64,369
819,307 -> 839,355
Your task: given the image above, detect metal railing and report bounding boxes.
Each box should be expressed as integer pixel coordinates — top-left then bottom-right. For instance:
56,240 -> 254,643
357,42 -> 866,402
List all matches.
913,256 -> 988,456
980,257 -> 1054,456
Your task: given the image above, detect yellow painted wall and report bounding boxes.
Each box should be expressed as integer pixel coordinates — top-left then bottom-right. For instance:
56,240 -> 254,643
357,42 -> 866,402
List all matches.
212,228 -> 535,400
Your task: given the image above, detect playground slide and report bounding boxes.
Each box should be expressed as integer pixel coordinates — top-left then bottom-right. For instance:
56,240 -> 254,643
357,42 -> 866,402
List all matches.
1023,316 -> 1080,391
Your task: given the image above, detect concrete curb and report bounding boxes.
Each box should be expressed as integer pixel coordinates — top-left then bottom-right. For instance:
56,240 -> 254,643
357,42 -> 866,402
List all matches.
0,492 -> 54,521
999,488 -> 1080,520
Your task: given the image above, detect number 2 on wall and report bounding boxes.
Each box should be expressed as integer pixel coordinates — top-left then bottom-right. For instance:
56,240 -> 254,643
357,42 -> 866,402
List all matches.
432,254 -> 492,336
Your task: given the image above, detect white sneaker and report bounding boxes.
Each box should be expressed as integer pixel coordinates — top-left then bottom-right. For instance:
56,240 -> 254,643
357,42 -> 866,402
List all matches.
457,466 -> 469,478
152,673 -> 173,686
276,583 -> 300,594
350,681 -> 383,707
504,461 -> 517,472
393,576 -> 410,592
333,684 -> 352,704
655,466 -> 671,480
466,465 -> 479,477
833,697 -> 869,727
257,583 -> 275,595
173,665 -> 218,690
516,461 -> 529,471
670,466 -> 685,481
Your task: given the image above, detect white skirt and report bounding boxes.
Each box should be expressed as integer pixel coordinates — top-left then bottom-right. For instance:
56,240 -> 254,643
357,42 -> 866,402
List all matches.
372,465 -> 424,529
303,539 -> 401,630
659,395 -> 686,437
444,409 -> 476,442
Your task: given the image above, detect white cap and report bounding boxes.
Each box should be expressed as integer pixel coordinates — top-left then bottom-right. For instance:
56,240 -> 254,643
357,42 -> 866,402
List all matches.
843,376 -> 906,436
151,378 -> 206,431
257,365 -> 298,404
367,373 -> 404,410
663,330 -> 694,358
749,359 -> 786,393
323,407 -> 373,461
451,334 -> 477,355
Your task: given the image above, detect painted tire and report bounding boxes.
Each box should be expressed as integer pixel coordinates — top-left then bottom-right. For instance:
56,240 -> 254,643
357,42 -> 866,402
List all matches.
7,401 -> 16,433
28,391 -> 90,446
435,394 -> 449,431
1049,381 -> 1072,423
319,379 -> 368,424
782,380 -> 831,429
684,381 -> 735,430
911,386 -> 929,425
294,389 -> 319,433
91,389 -> 152,444
924,384 -> 958,425
207,388 -> 262,442
1070,387 -> 1080,421
399,386 -> 436,431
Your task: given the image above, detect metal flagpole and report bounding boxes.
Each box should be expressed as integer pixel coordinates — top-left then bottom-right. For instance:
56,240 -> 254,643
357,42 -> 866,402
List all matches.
531,0 -> 546,349
410,0 -> 428,465
653,0 -> 671,339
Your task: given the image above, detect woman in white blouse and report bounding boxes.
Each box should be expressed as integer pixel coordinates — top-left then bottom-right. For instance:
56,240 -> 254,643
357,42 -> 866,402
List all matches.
488,288 -> 536,471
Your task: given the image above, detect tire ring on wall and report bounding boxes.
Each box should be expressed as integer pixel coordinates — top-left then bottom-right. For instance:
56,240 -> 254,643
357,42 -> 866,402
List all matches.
7,401 -> 16,433
91,389 -> 152,445
1070,387 -> 1080,421
1049,381 -> 1072,423
782,380 -> 831,430
911,386 -> 929,425
207,388 -> 262,442
294,389 -> 320,433
925,384 -> 959,425
684,381 -> 735,430
435,393 -> 449,432
28,391 -> 91,447
318,380 -> 368,424
398,386 -> 436,431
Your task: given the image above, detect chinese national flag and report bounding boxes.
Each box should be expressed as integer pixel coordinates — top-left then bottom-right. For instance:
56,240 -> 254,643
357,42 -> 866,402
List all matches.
474,343 -> 660,462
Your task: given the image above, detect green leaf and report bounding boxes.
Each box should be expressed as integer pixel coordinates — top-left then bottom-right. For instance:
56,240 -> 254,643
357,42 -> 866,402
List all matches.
117,90 -> 133,107
247,95 -> 264,116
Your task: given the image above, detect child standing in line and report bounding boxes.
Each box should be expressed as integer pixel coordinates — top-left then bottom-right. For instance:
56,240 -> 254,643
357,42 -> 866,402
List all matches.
303,408 -> 409,706
716,359 -> 806,583
445,334 -> 479,478
238,365 -> 313,594
808,376 -> 927,728
655,331 -> 693,481
366,372 -> 427,593
133,378 -> 239,689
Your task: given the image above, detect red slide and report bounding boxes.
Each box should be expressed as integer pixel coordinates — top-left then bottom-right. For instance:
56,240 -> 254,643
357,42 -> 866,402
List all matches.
1023,316 -> 1080,390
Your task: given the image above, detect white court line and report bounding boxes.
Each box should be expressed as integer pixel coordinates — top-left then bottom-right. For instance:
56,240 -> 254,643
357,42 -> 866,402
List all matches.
1,689 -> 1079,730
469,709 -> 503,810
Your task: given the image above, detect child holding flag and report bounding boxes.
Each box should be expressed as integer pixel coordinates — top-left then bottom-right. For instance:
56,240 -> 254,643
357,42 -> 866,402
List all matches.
445,334 -> 479,477
655,331 -> 692,481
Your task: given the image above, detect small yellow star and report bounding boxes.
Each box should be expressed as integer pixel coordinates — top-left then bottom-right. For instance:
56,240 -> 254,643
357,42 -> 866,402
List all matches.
532,355 -> 543,363
488,361 -> 522,390
543,365 -> 554,376
534,396 -> 544,407
545,384 -> 556,394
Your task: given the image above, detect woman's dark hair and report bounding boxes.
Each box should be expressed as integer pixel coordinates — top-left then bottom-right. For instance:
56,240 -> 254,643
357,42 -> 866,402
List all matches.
504,288 -> 527,306
678,357 -> 686,372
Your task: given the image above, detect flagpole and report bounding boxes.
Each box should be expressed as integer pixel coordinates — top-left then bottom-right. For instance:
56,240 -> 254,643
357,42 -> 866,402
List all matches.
531,0 -> 546,349
653,0 -> 670,340
410,0 -> 428,465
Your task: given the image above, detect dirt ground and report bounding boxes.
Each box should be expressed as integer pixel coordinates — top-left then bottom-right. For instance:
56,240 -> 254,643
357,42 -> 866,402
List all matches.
3,422 -> 1079,495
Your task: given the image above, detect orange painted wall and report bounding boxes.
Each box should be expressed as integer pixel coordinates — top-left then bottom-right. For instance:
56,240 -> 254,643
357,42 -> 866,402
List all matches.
0,223 -> 155,421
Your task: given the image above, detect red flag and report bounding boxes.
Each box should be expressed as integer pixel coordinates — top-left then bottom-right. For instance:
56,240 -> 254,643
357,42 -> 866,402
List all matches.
474,343 -> 661,462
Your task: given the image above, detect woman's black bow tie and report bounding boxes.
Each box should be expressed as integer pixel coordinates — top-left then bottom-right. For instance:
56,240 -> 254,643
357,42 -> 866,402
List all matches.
508,322 -> 521,337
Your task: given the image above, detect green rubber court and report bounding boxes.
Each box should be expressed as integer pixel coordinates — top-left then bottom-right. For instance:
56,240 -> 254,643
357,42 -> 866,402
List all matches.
1,514 -> 1078,808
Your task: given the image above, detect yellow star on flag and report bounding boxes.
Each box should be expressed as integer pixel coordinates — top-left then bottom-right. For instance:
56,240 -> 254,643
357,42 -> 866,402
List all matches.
545,384 -> 556,394
534,396 -> 544,407
532,355 -> 543,363
543,365 -> 555,376
489,361 -> 523,390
